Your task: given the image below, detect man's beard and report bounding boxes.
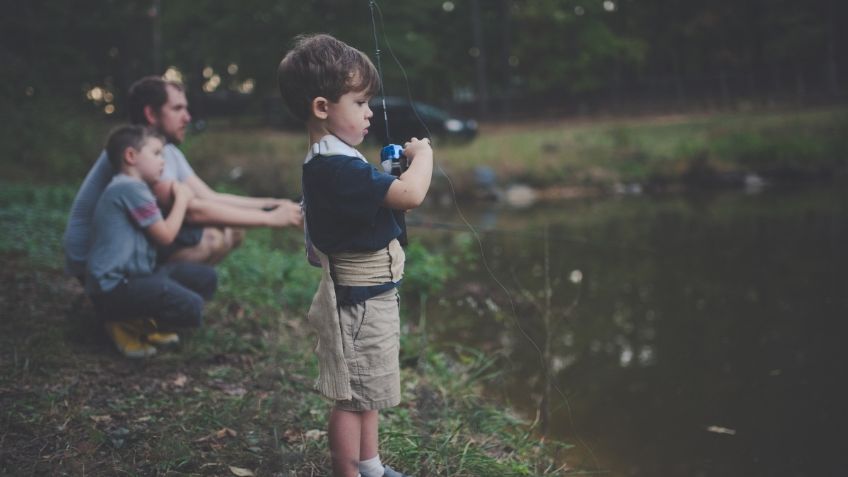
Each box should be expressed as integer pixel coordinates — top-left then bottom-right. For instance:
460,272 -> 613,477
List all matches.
160,128 -> 182,145
151,117 -> 183,145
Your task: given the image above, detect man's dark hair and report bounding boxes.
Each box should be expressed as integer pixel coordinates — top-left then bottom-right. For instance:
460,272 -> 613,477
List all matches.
105,125 -> 164,171
277,34 -> 381,122
127,76 -> 185,125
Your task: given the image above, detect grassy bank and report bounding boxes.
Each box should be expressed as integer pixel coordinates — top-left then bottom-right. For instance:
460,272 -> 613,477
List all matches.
5,106 -> 846,197
0,183 -> 571,476
178,107 -> 848,199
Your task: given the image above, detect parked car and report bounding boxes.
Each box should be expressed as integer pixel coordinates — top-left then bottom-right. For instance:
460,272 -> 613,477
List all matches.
368,97 -> 477,145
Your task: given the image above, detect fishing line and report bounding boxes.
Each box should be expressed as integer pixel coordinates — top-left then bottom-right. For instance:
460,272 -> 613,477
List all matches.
368,0 -> 603,471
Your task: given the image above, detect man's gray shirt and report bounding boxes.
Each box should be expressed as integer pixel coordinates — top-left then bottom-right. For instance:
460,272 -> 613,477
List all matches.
63,144 -> 195,277
85,174 -> 163,295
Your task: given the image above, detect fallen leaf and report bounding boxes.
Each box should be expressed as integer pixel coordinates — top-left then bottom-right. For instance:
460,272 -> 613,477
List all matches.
706,425 -> 737,435
57,417 -> 71,431
305,429 -> 326,440
172,373 -> 188,387
224,386 -> 247,397
197,427 -> 238,442
90,415 -> 112,423
281,428 -> 300,443
228,465 -> 255,476
136,415 -> 152,422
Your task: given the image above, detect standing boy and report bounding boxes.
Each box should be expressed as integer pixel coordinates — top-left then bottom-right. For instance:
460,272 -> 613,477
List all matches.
278,34 -> 433,477
86,125 -> 217,358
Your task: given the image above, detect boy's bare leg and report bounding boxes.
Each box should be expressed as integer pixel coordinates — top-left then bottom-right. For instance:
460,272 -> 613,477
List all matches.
360,410 -> 378,461
329,408 -> 363,477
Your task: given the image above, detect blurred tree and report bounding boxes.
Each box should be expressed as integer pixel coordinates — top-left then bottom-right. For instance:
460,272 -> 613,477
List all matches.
1,0 -> 845,122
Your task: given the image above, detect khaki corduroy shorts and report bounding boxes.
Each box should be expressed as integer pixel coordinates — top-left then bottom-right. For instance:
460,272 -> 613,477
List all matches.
335,289 -> 401,411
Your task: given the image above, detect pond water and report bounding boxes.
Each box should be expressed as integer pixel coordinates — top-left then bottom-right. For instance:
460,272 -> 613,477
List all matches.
407,183 -> 848,476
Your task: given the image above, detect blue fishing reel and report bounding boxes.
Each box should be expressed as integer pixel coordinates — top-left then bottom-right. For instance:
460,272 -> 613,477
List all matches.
380,144 -> 408,177
380,144 -> 409,246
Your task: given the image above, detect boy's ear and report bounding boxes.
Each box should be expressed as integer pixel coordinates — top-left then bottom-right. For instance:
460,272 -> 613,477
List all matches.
123,147 -> 138,166
311,97 -> 329,120
143,105 -> 158,126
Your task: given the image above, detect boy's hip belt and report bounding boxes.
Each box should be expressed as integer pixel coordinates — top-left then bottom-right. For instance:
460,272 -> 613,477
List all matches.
330,239 -> 405,306
329,239 -> 404,286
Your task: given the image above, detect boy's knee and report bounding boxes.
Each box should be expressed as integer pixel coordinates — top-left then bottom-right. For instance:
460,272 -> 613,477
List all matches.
203,227 -> 226,252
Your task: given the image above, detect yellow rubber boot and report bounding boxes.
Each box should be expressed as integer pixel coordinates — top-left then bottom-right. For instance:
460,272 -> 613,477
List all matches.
144,319 -> 179,347
104,321 -> 157,358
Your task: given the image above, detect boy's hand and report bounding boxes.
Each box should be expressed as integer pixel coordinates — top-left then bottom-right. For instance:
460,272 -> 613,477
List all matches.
402,137 -> 432,164
172,181 -> 195,203
383,137 -> 434,211
266,199 -> 303,228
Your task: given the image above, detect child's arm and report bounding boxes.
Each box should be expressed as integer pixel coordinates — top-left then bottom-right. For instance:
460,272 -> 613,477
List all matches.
146,181 -> 194,246
383,138 -> 433,210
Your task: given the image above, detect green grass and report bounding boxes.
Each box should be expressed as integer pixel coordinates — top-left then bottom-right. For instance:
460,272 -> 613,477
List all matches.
0,182 -> 573,476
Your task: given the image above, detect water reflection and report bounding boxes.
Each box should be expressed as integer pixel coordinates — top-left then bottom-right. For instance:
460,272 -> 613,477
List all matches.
409,185 -> 848,476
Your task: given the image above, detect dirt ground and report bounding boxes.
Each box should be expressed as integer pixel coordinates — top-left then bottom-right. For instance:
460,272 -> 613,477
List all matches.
0,235 -> 569,477
0,253 -> 337,476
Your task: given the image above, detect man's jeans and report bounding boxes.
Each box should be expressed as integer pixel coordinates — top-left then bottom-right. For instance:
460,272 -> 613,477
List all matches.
90,262 -> 217,330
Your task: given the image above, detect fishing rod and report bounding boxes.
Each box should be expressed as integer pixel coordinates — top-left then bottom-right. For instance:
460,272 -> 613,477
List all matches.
366,0 -> 603,470
370,0 -> 410,246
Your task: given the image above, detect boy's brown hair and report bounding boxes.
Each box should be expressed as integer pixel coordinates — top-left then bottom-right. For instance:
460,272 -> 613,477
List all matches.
105,125 -> 164,171
277,34 -> 381,122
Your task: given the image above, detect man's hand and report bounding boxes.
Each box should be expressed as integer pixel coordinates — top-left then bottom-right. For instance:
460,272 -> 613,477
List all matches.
262,198 -> 297,210
265,199 -> 303,228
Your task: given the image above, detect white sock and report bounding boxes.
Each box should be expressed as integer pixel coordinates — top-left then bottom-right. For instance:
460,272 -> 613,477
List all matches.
359,455 -> 384,477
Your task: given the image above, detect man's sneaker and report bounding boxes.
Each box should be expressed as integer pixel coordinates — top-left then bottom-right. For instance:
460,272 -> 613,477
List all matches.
143,320 -> 179,347
382,466 -> 413,477
104,321 -> 157,358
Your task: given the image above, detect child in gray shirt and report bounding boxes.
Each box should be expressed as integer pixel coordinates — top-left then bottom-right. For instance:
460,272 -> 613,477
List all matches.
86,125 -> 217,358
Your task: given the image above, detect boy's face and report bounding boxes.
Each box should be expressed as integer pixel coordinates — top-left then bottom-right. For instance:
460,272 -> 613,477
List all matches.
151,85 -> 191,144
325,89 -> 373,146
132,137 -> 166,184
